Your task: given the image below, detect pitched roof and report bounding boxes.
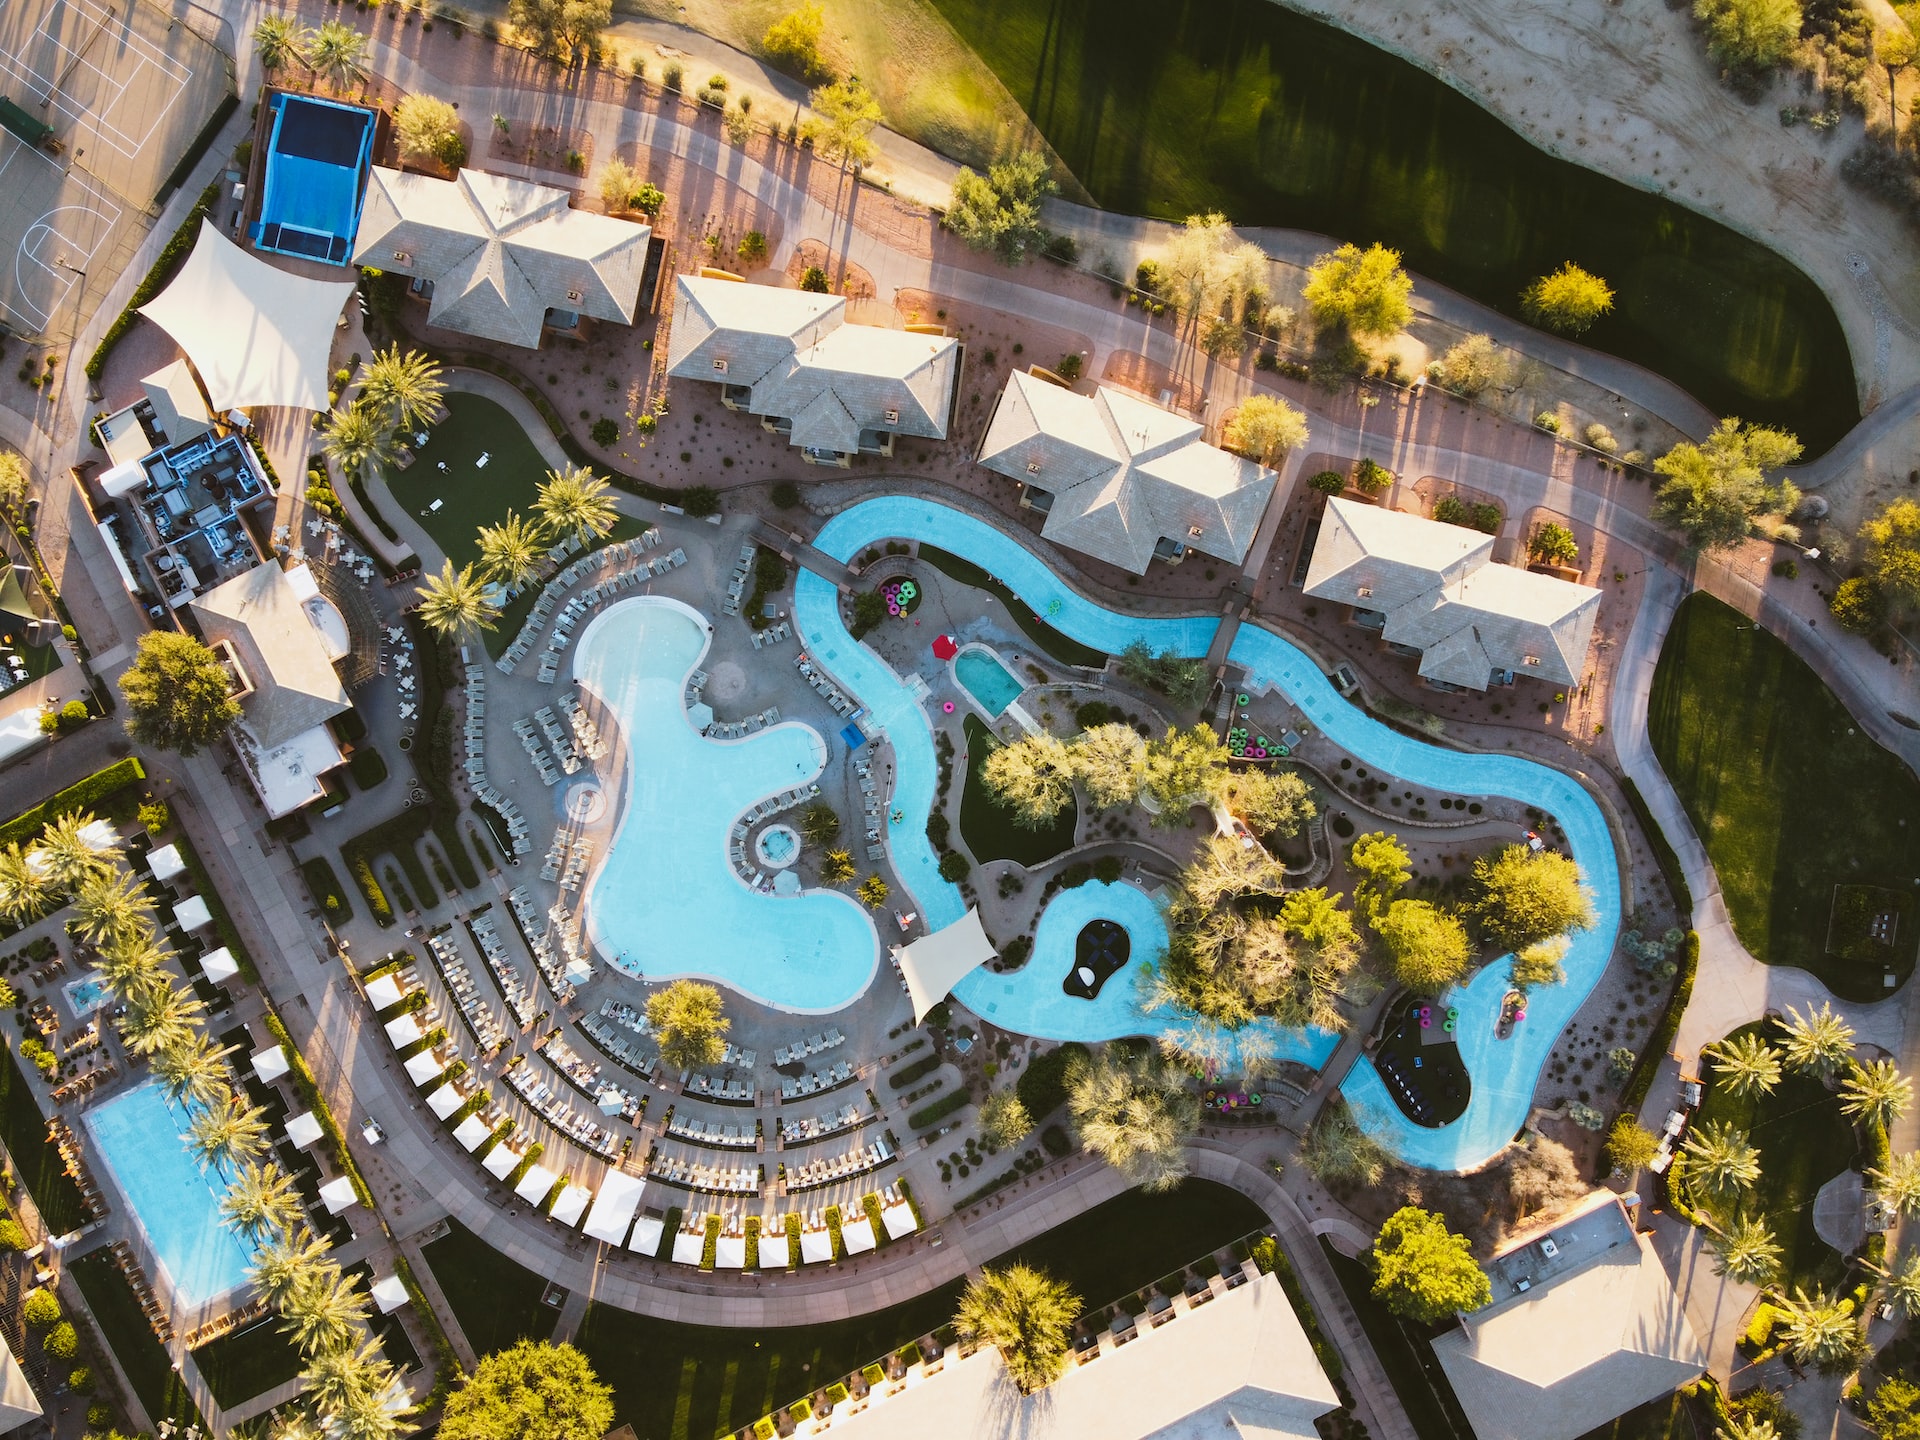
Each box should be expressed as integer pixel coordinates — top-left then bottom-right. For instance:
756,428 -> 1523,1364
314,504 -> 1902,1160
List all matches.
354,168 -> 650,347
1432,1197 -> 1705,1440
665,275 -> 845,385
0,1338 -> 41,1432
141,360 -> 213,443
827,1270 -> 1338,1440
978,374 -> 1278,574
191,562 -> 351,749
754,324 -> 958,443
1304,500 -> 1599,689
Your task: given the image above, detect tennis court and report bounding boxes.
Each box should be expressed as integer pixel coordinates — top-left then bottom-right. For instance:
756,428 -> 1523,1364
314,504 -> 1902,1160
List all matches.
252,93 -> 377,265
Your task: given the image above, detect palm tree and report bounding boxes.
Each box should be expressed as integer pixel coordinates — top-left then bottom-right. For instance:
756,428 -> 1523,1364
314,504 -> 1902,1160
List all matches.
1065,1047 -> 1201,1193
308,20 -> 370,92
1715,1419 -> 1780,1440
359,346 -> 446,432
953,1264 -> 1082,1393
187,1094 -> 271,1170
325,1373 -> 411,1440
1708,1214 -> 1781,1286
153,1033 -> 236,1108
1706,1031 -> 1782,1099
221,1160 -> 305,1242
0,843 -> 55,924
96,931 -> 171,999
1681,1121 -> 1762,1200
301,1338 -> 388,1416
280,1269 -> 371,1356
250,1229 -> 338,1310
415,559 -> 502,638
1870,1151 -> 1920,1218
477,510 -> 549,590
70,869 -> 156,949
1775,1286 -> 1864,1370
534,465 -> 619,547
320,401 -> 396,478
254,15 -> 311,77
119,978 -> 206,1056
1775,1001 -> 1855,1079
1840,1058 -> 1912,1129
36,811 -> 113,890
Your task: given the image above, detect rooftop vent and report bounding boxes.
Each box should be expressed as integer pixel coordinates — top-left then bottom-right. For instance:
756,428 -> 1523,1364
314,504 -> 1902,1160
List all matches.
1523,654 -> 1542,667
883,408 -> 899,425
1188,525 -> 1205,538
1026,459 -> 1042,474
566,288 -> 585,305
712,358 -> 729,375
1356,586 -> 1373,598
391,250 -> 412,265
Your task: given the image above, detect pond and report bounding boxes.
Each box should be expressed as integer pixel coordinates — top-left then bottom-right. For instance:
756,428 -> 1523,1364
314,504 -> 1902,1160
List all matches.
929,0 -> 1858,452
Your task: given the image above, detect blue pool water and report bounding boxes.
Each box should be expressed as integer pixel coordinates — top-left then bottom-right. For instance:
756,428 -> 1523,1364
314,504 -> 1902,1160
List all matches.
954,646 -> 1024,717
578,597 -> 879,1011
793,496 -> 1621,1172
252,94 -> 376,265
85,1083 -> 256,1307
62,972 -> 110,1018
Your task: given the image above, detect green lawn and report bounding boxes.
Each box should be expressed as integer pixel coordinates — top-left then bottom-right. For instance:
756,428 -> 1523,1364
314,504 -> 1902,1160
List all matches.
926,0 -> 1856,452
576,1179 -> 1268,1440
418,1218 -> 559,1358
381,391 -> 555,569
1648,592 -> 1920,999
0,1041 -> 87,1234
957,714 -> 1078,865
1690,1021 -> 1853,1291
69,1252 -> 206,1431
1321,1240 -> 1475,1440
190,1316 -> 304,1408
918,547 -> 1109,669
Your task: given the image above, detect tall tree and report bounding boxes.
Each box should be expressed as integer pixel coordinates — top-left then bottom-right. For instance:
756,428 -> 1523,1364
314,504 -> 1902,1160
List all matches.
1376,899 -> 1471,995
253,15 -> 312,78
359,346 -> 446,432
1300,1098 -> 1388,1186
1870,1247 -> 1920,1321
415,560 -> 503,638
1347,831 -> 1411,925
645,979 -> 729,1071
1681,1120 -> 1762,1199
120,630 -> 242,755
806,77 -> 883,169
320,401 -> 398,477
1140,726 -> 1232,824
96,931 -> 171,998
1864,1374 -> 1920,1440
1706,1031 -> 1783,1098
1709,1214 -> 1782,1286
1869,1151 -> 1920,1218
1520,262 -> 1614,334
1066,1047 -> 1200,1192
1222,394 -> 1309,466
1303,242 -> 1414,338
1693,0 -> 1803,73
534,465 -> 619,547
477,510 -> 549,590
1510,936 -> 1569,990
439,1340 -> 614,1440
1775,1001 -> 1855,1079
392,95 -> 465,168
250,1228 -> 339,1310
300,1338 -> 390,1417
943,152 -> 1056,263
982,732 -> 1078,829
1861,497 -> 1920,617
35,812 -> 114,889
1369,1207 -> 1491,1322
1223,768 -> 1315,838
979,1090 -> 1034,1149
1470,845 -> 1595,951
1651,419 -> 1803,551
508,0 -> 612,61
280,1269 -> 372,1356
1072,723 -> 1146,810
1774,1285 -> 1864,1371
1434,333 -> 1510,397
307,20 -> 370,91
119,979 -> 206,1056
953,1264 -> 1081,1393
1841,1058 -> 1912,1128
1881,29 -> 1916,129
762,2 -> 832,84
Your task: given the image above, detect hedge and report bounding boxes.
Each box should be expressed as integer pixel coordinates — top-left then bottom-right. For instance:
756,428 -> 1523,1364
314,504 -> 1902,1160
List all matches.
862,1192 -> 887,1247
341,809 -> 437,918
86,185 -> 222,383
391,1253 -> 464,1401
823,1204 -> 846,1261
300,857 -> 354,923
1615,930 -> 1699,1124
887,1055 -> 941,1090
660,1207 -> 683,1259
261,1009 -> 374,1209
700,1213 -> 720,1270
745,1215 -> 761,1269
347,853 -> 395,927
449,1089 -> 490,1125
1619,777 -> 1693,919
348,747 -> 389,790
908,1090 -> 969,1130
0,759 -> 146,844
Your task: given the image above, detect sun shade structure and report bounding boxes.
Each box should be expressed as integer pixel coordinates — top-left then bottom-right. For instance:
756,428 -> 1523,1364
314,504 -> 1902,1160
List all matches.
550,1184 -> 593,1227
896,908 -> 998,1023
483,1143 -> 522,1180
672,1228 -> 703,1265
200,947 -> 239,984
715,1234 -> 746,1268
0,1340 -> 44,1432
285,1111 -> 324,1149
881,1199 -> 918,1239
840,1215 -> 877,1254
365,973 -> 405,1010
513,1164 -> 558,1205
630,1215 -> 664,1257
370,1274 -> 411,1314
384,1014 -> 424,1048
147,843 -> 187,884
426,1082 -> 465,1119
453,1115 -> 492,1150
137,221 -> 356,411
583,1171 -> 645,1244
757,1231 -> 790,1269
173,895 -> 212,931
318,1175 -> 360,1214
404,1050 -> 445,1086
253,1045 -> 291,1083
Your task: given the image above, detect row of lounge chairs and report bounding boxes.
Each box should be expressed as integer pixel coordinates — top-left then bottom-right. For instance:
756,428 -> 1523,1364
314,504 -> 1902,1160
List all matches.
705,705 -> 781,740
503,1059 -> 618,1157
468,912 -> 536,1029
785,1136 -> 896,1191
775,1028 -> 845,1065
777,1102 -> 864,1144
426,929 -> 511,1052
495,531 -> 664,673
557,689 -> 607,759
721,542 -> 756,618
749,622 -> 792,649
795,653 -> 858,716
668,1113 -> 757,1147
463,665 -> 532,857
779,1058 -> 856,1100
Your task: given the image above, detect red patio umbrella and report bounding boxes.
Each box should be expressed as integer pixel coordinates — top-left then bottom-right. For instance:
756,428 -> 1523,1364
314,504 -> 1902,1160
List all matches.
932,634 -> 959,660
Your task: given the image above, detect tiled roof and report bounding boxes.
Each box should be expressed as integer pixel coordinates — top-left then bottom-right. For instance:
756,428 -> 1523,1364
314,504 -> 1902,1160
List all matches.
1301,497 -> 1492,612
191,563 -> 350,750
665,276 -> 844,384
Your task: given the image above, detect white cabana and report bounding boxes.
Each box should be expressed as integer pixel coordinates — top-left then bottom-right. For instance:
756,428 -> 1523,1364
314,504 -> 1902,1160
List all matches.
841,1215 -> 877,1255
514,1164 -> 558,1205
200,947 -> 239,984
800,1228 -> 833,1264
404,1050 -> 445,1086
426,1082 -> 466,1119
715,1235 -> 746,1269
318,1176 -> 360,1214
370,1275 -> 411,1314
630,1215 -> 664,1257
897,908 -> 998,1023
671,1229 -> 704,1265
881,1200 -> 918,1240
583,1171 -> 645,1244
550,1184 -> 593,1227
365,973 -> 406,1010
384,1013 -> 424,1048
285,1111 -> 324,1149
483,1143 -> 522,1180
137,220 -> 356,411
78,820 -> 117,852
453,1115 -> 492,1151
147,843 -> 186,883
564,957 -> 592,985
173,895 -> 213,931
758,1231 -> 791,1269
252,1044 -> 290,1083
596,1088 -> 625,1116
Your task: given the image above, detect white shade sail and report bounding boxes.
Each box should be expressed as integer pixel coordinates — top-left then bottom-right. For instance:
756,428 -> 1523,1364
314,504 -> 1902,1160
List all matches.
514,1164 -> 558,1205
715,1235 -> 746,1269
897,908 -> 998,1023
583,1171 -> 645,1244
550,1184 -> 594,1227
671,1229 -> 703,1265
800,1228 -> 833,1264
370,1275 -> 411,1314
318,1176 -> 360,1214
252,1045 -> 290,1083
758,1232 -> 791,1269
426,1082 -> 465,1119
285,1111 -> 324,1149
841,1215 -> 877,1255
483,1143 -> 521,1179
173,895 -> 212,931
881,1200 -> 918,1239
453,1115 -> 492,1150
630,1215 -> 664,1257
137,220 -> 356,411
405,1050 -> 445,1085
384,1014 -> 424,1048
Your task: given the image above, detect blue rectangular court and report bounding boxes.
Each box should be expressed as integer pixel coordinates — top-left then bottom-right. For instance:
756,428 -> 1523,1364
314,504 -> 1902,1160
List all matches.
251,93 -> 376,265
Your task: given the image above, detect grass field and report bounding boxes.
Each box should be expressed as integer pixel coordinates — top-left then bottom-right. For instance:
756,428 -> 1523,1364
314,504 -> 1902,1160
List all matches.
576,1179 -> 1268,1439
923,0 -> 1856,451
419,1219 -> 560,1357
958,713 -> 1078,864
1691,1021 -> 1853,1291
0,1041 -> 87,1234
382,391 -> 553,570
1648,593 -> 1920,999
69,1252 -> 206,1431
190,1316 -> 304,1409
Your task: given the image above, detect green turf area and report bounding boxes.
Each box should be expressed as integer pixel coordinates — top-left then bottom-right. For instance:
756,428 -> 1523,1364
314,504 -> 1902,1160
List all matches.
190,1316 -> 304,1408
419,1218 -> 559,1357
381,391 -> 554,569
1575,1389 -> 1697,1440
0,1042 -> 87,1233
1648,593 -> 1920,999
69,1252 -> 206,1431
926,0 -> 1856,452
1321,1240 -> 1475,1440
577,1178 -> 1268,1439
1691,1021 -> 1853,1291
918,546 -> 1109,669
957,714 -> 1077,865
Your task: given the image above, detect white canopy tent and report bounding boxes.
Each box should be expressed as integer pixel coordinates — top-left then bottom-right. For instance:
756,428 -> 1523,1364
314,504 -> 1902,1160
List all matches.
319,1176 -> 360,1214
758,1232 -> 791,1270
252,1044 -> 290,1083
715,1235 -> 746,1269
483,1143 -> 522,1180
514,1164 -> 558,1205
138,221 -> 356,412
365,973 -> 406,1010
285,1111 -> 324,1149
550,1184 -> 594,1227
370,1275 -> 411,1314
453,1115 -> 492,1151
841,1215 -> 877,1255
384,1014 -> 425,1048
200,947 -> 239,984
173,895 -> 212,931
147,844 -> 186,884
583,1171 -> 645,1244
881,1199 -> 919,1240
799,1228 -> 833,1265
404,1050 -> 445,1086
897,908 -> 998,1023
630,1215 -> 664,1258
426,1082 -> 466,1119
671,1229 -> 704,1265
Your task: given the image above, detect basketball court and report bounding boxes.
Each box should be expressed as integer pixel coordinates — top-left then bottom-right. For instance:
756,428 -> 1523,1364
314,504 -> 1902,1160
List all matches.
0,0 -> 233,343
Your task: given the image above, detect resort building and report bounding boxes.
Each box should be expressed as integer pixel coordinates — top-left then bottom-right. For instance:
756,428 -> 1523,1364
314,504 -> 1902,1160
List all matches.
976,371 -> 1278,574
190,561 -> 356,817
0,1338 -> 41,1431
665,274 -> 961,467
828,1264 -> 1339,1440
1430,1192 -> 1706,1440
1302,498 -> 1601,691
94,360 -> 215,468
353,167 -> 652,348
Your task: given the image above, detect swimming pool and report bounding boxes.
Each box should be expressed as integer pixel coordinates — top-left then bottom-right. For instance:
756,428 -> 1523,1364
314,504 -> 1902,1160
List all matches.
85,1083 -> 257,1308
578,597 -> 880,1012
954,645 -> 1024,718
252,94 -> 376,265
62,970 -> 110,1019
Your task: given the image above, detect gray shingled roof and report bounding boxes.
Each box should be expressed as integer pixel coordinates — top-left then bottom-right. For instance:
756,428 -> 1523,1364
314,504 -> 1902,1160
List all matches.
191,563 -> 350,750
976,372 -> 1277,574
1304,499 -> 1599,689
665,276 -> 844,385
353,168 -> 649,347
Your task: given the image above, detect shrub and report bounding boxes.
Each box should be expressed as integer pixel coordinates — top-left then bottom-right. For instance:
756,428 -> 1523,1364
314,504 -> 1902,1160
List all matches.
0,1220 -> 28,1251
683,485 -> 720,518
772,480 -> 801,509
1534,410 -> 1562,434
22,1290 -> 59,1327
909,1090 -> 970,1129
1307,469 -> 1347,497
800,266 -> 830,293
138,799 -> 171,834
348,746 -> 389,789
42,1322 -> 76,1360
590,417 -> 619,446
301,857 -> 355,921
1352,457 -> 1391,495
1040,1124 -> 1070,1157
938,851 -> 971,882
889,1055 -> 941,1089
1016,1041 -> 1088,1120
0,758 -> 145,844
68,1366 -> 93,1393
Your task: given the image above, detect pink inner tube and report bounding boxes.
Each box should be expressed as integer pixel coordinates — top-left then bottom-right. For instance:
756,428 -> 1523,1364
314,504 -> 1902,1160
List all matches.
942,702 -> 955,713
